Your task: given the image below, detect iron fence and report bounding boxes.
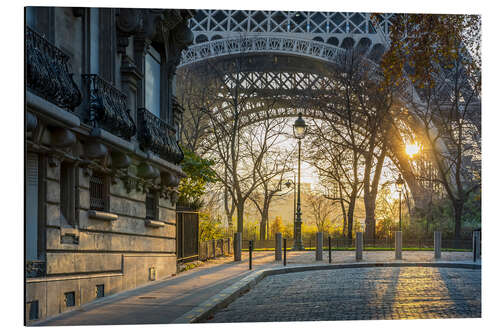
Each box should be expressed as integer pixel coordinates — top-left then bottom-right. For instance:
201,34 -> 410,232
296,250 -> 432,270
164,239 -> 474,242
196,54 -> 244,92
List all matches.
241,237 -> 474,251
176,211 -> 199,261
198,238 -> 233,261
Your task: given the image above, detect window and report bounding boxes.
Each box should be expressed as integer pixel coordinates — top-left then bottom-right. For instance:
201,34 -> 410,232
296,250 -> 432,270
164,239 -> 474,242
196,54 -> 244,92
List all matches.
64,292 -> 75,307
26,153 -> 39,261
90,8 -> 99,74
145,190 -> 158,220
90,172 -> 109,211
60,162 -> 77,226
26,7 -> 36,27
96,284 -> 105,298
145,47 -> 161,118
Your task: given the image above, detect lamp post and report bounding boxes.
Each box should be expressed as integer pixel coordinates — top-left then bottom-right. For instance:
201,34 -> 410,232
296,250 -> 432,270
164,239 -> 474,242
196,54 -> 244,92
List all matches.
292,113 -> 307,250
396,174 -> 404,231
285,175 -> 296,229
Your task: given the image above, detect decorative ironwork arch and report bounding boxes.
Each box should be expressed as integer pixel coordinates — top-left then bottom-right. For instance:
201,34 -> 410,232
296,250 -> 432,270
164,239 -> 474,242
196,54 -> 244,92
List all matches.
177,11 -> 480,209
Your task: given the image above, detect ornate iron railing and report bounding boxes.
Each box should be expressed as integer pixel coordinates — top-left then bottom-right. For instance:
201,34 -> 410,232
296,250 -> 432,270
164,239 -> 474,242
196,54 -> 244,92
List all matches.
82,74 -> 136,140
26,26 -> 82,111
138,108 -> 184,164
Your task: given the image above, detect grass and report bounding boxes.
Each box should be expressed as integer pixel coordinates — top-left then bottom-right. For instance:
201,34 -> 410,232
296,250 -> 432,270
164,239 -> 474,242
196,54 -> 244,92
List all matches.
243,247 -> 470,252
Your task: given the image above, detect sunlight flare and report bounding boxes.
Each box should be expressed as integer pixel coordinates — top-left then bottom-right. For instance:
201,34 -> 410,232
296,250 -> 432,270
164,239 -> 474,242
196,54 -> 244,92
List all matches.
405,143 -> 421,158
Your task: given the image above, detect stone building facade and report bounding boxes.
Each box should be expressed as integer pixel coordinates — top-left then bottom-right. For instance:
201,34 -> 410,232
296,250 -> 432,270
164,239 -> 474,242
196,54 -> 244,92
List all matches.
25,7 -> 195,323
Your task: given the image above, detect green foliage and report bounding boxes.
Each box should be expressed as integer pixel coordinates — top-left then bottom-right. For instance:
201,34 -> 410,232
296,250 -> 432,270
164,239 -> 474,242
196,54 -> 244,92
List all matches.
270,216 -> 284,236
375,218 -> 395,239
177,148 -> 217,209
198,212 -> 226,241
243,219 -> 260,240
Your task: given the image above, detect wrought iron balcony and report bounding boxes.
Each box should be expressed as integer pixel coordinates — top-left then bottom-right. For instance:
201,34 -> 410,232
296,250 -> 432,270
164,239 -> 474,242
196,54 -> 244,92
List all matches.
82,74 -> 136,140
138,108 -> 184,164
26,26 -> 82,111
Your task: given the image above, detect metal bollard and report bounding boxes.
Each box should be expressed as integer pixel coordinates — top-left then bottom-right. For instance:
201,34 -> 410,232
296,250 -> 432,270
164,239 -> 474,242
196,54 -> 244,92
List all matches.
473,231 -> 480,262
275,233 -> 282,261
356,232 -> 363,261
234,232 -> 242,261
283,238 -> 287,266
316,232 -> 323,261
434,231 -> 442,259
328,236 -> 332,264
395,231 -> 402,260
249,240 -> 253,270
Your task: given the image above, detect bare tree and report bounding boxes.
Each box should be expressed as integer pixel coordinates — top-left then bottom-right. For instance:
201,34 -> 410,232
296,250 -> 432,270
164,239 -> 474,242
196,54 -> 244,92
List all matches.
407,52 -> 481,238
247,118 -> 294,240
306,121 -> 363,240
305,190 -> 334,233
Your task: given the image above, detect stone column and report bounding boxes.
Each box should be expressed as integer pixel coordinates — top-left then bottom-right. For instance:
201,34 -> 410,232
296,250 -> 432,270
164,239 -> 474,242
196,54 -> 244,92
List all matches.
355,232 -> 363,261
395,231 -> 403,260
434,231 -> 442,259
275,233 -> 282,261
473,230 -> 481,262
316,232 -> 323,261
234,232 -> 242,262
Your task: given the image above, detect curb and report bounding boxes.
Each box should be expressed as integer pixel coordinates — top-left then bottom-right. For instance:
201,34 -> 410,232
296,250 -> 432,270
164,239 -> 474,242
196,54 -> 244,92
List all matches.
172,261 -> 481,324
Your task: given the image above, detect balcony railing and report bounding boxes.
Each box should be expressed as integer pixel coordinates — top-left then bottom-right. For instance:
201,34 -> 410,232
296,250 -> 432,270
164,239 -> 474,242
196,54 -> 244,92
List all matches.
26,26 -> 81,111
82,74 -> 136,140
138,108 -> 184,164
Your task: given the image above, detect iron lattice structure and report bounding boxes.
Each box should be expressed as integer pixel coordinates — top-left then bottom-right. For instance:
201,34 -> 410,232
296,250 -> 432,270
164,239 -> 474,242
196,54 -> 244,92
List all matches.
177,10 -> 480,206
181,11 -> 392,67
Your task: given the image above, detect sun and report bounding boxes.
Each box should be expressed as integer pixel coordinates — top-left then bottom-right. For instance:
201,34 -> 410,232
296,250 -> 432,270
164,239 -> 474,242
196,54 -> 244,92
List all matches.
405,143 -> 421,158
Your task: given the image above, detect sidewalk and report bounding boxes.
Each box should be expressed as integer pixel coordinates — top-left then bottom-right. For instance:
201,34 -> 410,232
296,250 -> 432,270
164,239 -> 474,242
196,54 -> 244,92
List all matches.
34,250 -> 478,326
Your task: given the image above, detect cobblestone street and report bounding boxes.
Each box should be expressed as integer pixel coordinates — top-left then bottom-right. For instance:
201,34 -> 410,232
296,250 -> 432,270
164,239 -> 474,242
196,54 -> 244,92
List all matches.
205,267 -> 481,322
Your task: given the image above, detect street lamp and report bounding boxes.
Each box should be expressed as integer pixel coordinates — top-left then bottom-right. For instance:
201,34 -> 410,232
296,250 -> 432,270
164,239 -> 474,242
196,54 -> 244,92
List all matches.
396,174 -> 404,231
292,113 -> 307,250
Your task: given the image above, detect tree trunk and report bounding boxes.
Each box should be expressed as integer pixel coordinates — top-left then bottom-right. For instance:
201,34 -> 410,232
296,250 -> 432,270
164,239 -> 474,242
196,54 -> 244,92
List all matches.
339,190 -> 347,237
454,200 -> 464,239
226,213 -> 233,233
236,202 -> 245,234
364,194 -> 376,241
347,194 -> 356,240
259,215 -> 267,241
260,200 -> 270,241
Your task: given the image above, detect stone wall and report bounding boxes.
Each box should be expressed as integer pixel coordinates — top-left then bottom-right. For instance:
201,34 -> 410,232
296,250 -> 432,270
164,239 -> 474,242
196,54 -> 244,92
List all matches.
26,160 -> 178,323
25,6 -> 196,323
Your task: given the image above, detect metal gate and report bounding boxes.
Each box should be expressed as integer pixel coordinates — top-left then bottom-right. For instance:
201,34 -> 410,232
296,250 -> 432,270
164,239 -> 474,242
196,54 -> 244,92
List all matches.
176,210 -> 199,261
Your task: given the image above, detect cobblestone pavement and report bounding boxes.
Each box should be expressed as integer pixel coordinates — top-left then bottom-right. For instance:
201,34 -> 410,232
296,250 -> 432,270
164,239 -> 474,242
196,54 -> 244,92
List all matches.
205,267 -> 481,322
284,250 -> 475,264
35,251 -> 478,325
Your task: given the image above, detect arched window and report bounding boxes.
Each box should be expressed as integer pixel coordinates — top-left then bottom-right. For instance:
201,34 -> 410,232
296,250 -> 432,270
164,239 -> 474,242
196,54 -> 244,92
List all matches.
340,37 -> 355,49
326,37 -> 339,46
195,34 -> 208,44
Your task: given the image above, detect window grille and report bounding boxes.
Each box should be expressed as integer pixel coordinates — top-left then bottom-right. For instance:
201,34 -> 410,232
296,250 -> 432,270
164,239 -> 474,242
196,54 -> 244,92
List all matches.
90,172 -> 108,211
145,191 -> 157,220
96,284 -> 105,298
64,291 -> 75,307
